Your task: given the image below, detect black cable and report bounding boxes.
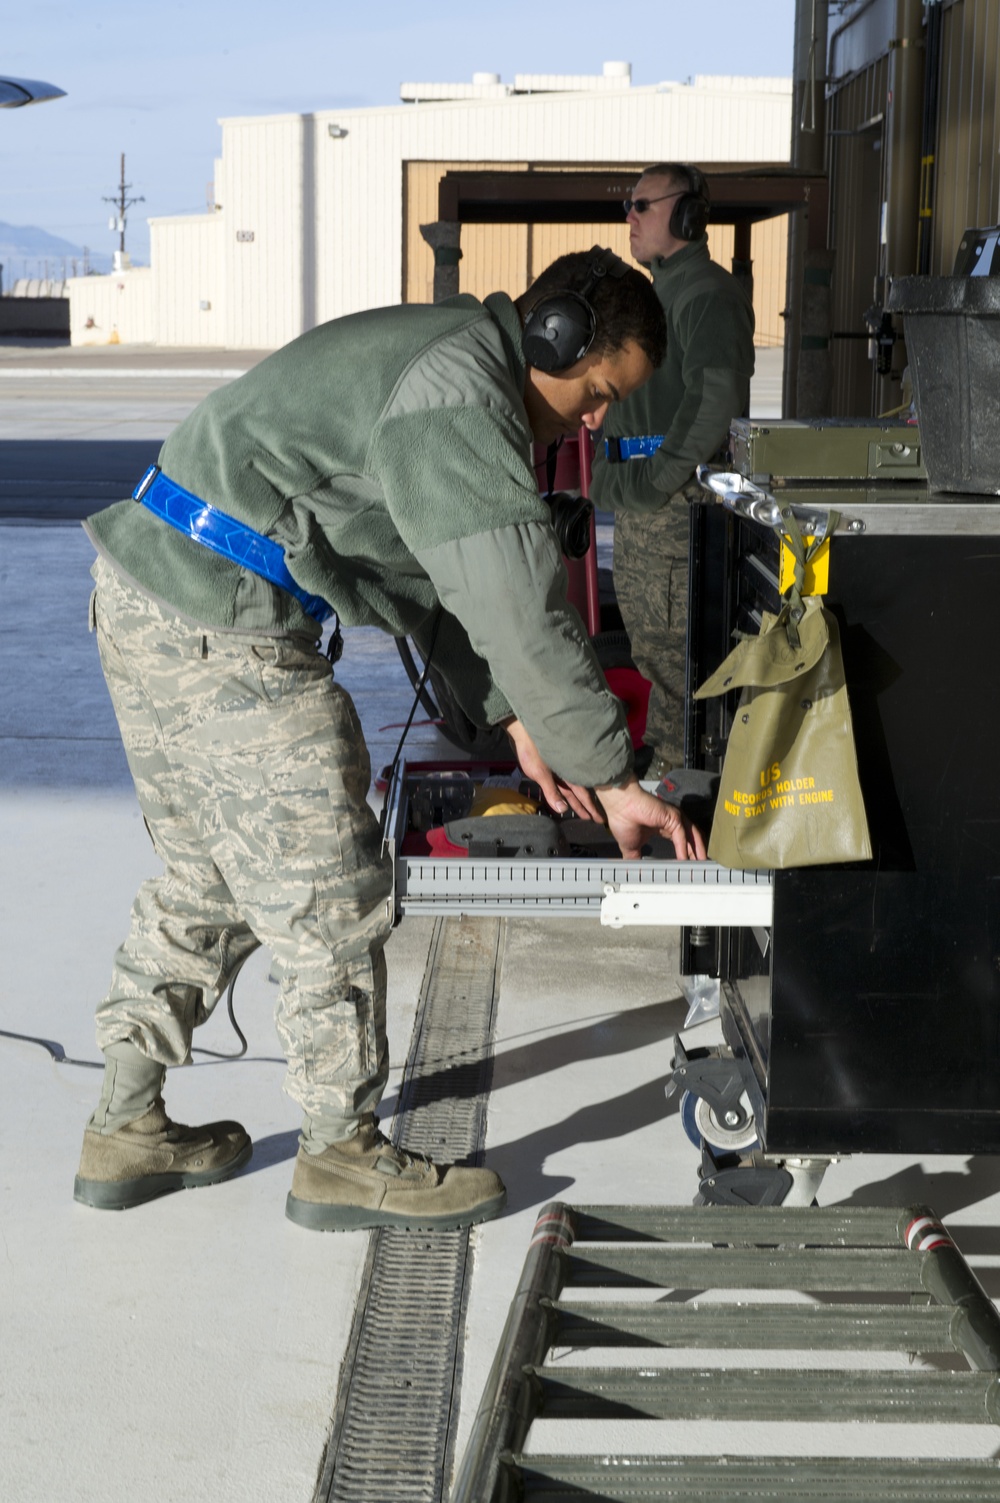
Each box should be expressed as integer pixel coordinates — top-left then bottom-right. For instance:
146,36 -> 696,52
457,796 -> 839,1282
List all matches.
380,608 -> 444,838
394,634 -> 445,723
189,955 -> 250,1060
534,436 -> 564,492
6,613 -> 443,1071
544,438 -> 561,497
0,1027 -> 101,1069
0,954 -> 252,1069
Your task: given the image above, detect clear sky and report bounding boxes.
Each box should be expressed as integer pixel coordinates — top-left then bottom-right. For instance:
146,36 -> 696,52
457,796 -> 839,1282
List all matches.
3,0 -> 797,268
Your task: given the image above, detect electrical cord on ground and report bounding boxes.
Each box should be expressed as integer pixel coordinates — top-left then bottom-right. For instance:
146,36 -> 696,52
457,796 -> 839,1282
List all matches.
0,955 -> 252,1069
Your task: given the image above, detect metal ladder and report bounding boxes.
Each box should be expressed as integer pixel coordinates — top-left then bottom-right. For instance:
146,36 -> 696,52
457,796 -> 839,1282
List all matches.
452,1202 -> 1000,1502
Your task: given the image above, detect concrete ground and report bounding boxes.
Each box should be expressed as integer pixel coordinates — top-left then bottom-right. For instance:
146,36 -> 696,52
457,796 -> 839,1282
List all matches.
2,342 -> 999,1501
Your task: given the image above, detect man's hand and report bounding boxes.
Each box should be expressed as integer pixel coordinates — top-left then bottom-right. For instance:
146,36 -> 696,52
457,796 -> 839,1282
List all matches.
596,777 -> 707,861
503,721 -> 706,859
503,718 -> 604,823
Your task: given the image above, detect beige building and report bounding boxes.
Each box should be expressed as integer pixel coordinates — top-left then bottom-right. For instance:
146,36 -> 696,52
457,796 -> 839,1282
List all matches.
67,66 -> 792,350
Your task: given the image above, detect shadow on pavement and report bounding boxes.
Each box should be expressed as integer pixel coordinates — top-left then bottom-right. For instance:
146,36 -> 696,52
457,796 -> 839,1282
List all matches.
833,1155 -> 1000,1225
0,439 -> 162,521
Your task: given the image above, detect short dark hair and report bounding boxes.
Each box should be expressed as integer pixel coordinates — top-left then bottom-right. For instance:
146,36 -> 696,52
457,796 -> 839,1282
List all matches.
639,162 -> 711,204
517,249 -> 667,369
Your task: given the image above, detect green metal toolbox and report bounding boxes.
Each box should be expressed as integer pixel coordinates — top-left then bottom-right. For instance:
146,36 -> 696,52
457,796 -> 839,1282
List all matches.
729,416 -> 926,484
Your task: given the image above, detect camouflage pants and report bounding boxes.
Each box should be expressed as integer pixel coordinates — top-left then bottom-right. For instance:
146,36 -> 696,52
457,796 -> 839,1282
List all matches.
612,487 -> 697,772
89,557 -> 393,1137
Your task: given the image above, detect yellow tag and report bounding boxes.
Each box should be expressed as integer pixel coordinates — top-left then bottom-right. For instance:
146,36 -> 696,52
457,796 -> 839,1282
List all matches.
779,536 -> 830,596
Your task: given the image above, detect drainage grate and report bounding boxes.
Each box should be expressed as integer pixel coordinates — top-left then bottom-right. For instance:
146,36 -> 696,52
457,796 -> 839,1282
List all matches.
452,1202 -> 1000,1503
313,916 -> 504,1503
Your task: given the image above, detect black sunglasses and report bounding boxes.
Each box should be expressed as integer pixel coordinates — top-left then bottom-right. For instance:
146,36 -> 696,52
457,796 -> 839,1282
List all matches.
623,190 -> 683,216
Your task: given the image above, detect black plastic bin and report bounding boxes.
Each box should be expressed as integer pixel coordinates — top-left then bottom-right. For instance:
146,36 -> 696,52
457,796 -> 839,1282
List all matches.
888,274 -> 1000,494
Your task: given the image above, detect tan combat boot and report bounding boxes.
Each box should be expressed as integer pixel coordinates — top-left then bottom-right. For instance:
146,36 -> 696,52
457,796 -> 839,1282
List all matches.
285,1115 -> 505,1232
74,1100 -> 252,1210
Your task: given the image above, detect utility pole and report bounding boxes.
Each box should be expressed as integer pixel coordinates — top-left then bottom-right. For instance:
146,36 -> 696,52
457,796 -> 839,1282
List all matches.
102,153 -> 144,267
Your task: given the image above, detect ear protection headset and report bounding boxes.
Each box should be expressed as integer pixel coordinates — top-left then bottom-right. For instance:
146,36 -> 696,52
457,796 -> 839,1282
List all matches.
521,246 -> 629,373
668,164 -> 711,242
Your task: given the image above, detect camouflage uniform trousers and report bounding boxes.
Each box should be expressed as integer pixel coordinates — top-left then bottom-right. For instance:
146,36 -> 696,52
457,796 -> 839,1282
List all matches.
89,556 -> 393,1138
612,482 -> 701,774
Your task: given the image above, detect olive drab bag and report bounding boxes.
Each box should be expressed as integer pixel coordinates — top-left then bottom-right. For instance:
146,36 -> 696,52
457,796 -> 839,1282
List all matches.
693,561 -> 872,871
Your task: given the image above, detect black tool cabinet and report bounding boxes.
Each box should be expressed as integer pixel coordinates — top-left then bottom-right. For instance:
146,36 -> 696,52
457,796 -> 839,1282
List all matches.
687,487 -> 1000,1157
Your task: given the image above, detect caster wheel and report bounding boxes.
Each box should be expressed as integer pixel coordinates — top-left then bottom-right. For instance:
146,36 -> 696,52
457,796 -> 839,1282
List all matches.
679,1089 -> 759,1154
679,1089 -> 703,1149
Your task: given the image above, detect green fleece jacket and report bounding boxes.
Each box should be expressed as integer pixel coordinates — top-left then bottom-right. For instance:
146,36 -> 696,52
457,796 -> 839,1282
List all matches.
589,238 -> 755,512
85,291 -> 633,788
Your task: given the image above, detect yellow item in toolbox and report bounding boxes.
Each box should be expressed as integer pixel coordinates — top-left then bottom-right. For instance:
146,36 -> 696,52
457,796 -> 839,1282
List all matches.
469,787 -> 540,817
779,534 -> 830,596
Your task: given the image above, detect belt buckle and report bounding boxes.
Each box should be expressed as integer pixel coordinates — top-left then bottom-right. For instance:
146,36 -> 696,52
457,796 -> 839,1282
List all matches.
132,464 -> 161,502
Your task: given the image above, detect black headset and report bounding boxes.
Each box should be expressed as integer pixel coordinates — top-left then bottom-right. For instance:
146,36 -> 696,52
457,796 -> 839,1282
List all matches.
521,246 -> 629,373
667,164 -> 711,242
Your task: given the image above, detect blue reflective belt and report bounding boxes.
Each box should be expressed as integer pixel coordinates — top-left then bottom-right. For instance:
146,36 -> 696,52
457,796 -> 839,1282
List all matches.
132,466 -> 334,624
605,434 -> 664,463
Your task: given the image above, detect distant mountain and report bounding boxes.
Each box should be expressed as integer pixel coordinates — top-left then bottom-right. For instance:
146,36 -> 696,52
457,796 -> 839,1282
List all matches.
0,221 -> 116,281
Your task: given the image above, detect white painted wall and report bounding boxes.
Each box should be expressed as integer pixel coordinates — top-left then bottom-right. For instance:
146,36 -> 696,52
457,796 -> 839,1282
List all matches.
67,266 -> 155,345
152,214 -> 226,347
